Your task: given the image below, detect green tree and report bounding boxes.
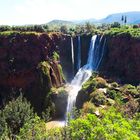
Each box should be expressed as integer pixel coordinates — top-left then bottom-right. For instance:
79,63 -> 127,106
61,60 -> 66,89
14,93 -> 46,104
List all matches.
85,22 -> 95,33
0,25 -> 11,31
42,24 -> 49,32
60,25 -> 68,34
111,22 -> 121,28
121,15 -> 124,24
124,16 -> 127,24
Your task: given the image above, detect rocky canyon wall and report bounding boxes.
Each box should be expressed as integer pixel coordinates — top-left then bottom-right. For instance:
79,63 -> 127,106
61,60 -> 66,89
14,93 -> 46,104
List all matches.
0,32 -> 65,113
100,35 -> 140,84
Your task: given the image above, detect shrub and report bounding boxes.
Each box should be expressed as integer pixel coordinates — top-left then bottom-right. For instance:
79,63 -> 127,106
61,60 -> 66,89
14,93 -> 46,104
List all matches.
82,79 -> 96,93
111,82 -> 119,88
131,113 -> 140,137
67,108 -> 140,140
46,127 -> 65,140
95,77 -> 107,88
122,98 -> 139,117
133,25 -> 139,28
90,89 -> 107,106
106,89 -> 118,99
137,85 -> 140,93
41,107 -> 51,122
0,110 -> 10,139
58,64 -> 65,81
82,102 -> 96,114
50,86 -> 67,95
60,25 -> 68,34
121,84 -> 139,98
44,108 -> 140,140
0,25 -> 11,32
81,76 -> 97,94
18,115 -> 47,140
0,95 -> 35,136
52,51 -> 59,61
111,22 -> 121,28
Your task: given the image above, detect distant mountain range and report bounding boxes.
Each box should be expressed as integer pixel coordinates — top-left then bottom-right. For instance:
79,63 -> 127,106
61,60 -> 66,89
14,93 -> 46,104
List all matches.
47,11 -> 140,26
47,20 -> 74,26
99,11 -> 140,24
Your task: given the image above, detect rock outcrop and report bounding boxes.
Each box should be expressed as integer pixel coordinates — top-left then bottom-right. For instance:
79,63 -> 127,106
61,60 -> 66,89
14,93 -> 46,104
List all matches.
100,35 -> 140,84
0,32 -> 65,113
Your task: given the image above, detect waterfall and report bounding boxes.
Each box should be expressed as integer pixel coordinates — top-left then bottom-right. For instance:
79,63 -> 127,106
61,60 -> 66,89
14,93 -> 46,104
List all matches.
66,35 -> 98,122
92,35 -> 107,71
96,37 -> 106,70
71,37 -> 75,76
77,36 -> 81,70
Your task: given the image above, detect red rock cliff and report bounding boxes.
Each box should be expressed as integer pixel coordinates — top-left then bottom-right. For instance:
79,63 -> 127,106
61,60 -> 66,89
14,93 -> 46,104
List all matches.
100,35 -> 140,84
0,32 -> 65,113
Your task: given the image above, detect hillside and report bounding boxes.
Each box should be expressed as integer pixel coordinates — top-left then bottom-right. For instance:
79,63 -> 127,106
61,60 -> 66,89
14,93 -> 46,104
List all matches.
47,11 -> 140,25
47,19 -> 74,26
99,11 -> 140,24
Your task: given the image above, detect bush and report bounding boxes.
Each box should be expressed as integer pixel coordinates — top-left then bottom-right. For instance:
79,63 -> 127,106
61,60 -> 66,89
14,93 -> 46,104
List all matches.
133,25 -> 139,28
122,98 -> 139,117
67,108 -> 140,140
95,77 -> 107,88
106,89 -> 118,99
0,25 -> 11,32
0,111 -> 9,139
137,85 -> 140,93
111,82 -> 119,88
0,95 -> 35,137
90,89 -> 107,106
46,108 -> 140,140
81,76 -> 97,94
121,84 -> 139,98
52,51 -> 59,61
60,25 -> 68,34
50,86 -> 67,95
106,88 -> 123,105
111,22 -> 121,28
18,115 -> 47,140
82,102 -> 96,114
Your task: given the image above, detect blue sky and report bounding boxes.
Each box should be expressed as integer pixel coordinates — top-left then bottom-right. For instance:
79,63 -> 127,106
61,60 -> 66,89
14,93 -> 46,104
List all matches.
0,0 -> 140,25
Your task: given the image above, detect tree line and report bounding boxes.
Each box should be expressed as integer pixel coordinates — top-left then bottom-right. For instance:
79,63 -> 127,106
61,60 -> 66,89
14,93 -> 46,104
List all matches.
0,24 -> 49,32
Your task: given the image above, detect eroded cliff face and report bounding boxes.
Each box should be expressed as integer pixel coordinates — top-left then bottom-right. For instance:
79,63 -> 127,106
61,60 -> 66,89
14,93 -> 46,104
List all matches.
1,32 -> 139,114
100,35 -> 140,84
0,32 -> 66,113
58,35 -> 73,81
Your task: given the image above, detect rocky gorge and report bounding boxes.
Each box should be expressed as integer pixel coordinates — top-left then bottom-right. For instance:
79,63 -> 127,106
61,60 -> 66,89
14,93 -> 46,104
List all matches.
0,29 -> 140,118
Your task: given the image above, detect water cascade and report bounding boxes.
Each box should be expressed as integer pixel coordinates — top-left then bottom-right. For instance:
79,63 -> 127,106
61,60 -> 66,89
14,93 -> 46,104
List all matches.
71,37 -> 75,76
92,35 -> 107,70
96,37 -> 106,70
77,36 -> 81,70
66,35 -> 98,121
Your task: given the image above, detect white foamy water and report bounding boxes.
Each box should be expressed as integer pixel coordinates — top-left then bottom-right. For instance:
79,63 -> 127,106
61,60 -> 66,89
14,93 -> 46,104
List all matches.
71,37 -> 75,76
66,35 -> 97,122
